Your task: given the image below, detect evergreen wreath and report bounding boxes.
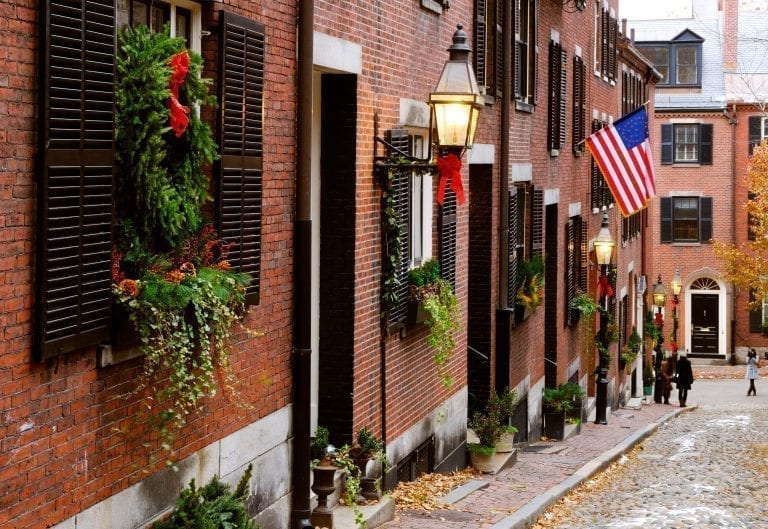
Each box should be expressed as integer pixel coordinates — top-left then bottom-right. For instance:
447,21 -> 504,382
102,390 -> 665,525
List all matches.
112,25 -> 253,459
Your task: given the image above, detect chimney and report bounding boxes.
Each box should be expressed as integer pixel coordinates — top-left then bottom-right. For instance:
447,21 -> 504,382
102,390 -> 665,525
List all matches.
723,0 -> 738,71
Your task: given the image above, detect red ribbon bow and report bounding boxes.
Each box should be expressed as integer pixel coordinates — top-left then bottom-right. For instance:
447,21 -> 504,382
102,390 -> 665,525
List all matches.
596,275 -> 614,298
436,152 -> 466,206
168,51 -> 191,137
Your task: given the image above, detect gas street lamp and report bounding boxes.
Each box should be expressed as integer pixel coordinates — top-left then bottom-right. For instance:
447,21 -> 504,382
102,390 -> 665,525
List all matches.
670,269 -> 682,353
652,275 -> 667,403
594,212 -> 614,425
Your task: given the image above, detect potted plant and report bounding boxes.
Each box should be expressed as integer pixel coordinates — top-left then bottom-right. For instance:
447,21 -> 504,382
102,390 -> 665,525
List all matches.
487,388 -> 518,452
348,427 -> 387,500
515,254 -> 545,322
310,426 -> 338,528
542,385 -> 573,440
559,382 -> 586,424
407,259 -> 442,324
406,259 -> 462,389
467,409 -> 505,473
620,327 -> 642,373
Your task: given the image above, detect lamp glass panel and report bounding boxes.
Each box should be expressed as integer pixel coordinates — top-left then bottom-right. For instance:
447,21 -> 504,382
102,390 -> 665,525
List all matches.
434,103 -> 472,147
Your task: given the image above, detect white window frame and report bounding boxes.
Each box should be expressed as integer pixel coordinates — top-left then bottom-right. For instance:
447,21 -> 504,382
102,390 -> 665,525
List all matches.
116,0 -> 202,54
408,132 -> 433,269
762,117 -> 768,141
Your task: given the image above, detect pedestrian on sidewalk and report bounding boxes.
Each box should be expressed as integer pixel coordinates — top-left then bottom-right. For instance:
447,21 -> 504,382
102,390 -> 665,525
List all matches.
675,353 -> 694,407
746,348 -> 759,396
661,350 -> 678,404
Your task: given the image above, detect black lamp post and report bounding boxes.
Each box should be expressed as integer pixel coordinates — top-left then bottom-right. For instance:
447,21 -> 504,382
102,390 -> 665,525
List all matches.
593,212 -> 614,425
652,275 -> 667,404
670,269 -> 682,352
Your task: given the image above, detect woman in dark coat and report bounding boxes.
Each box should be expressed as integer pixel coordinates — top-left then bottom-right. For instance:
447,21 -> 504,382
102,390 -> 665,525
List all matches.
675,354 -> 694,407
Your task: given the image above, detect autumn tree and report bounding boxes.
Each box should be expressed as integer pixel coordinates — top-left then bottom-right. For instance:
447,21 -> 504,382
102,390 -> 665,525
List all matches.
715,143 -> 768,309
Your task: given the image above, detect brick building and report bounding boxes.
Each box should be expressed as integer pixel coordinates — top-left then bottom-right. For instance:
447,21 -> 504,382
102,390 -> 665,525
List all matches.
630,0 -> 768,362
0,0 -> 658,528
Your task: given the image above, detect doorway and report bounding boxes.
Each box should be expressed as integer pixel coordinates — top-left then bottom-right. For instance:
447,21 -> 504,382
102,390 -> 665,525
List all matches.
690,293 -> 718,354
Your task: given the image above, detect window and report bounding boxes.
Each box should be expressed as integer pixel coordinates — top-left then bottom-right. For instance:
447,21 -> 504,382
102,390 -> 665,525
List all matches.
621,66 -> 645,117
572,55 -> 586,154
515,0 -> 538,106
409,135 -> 433,268
637,31 -> 703,87
660,123 -> 713,165
749,290 -> 768,333
508,184 -> 543,307
474,0 -> 504,97
660,196 -> 713,243
590,119 -> 613,210
622,211 -> 641,243
36,2 -> 263,359
748,115 -> 768,155
547,37 -> 567,153
594,3 -> 617,81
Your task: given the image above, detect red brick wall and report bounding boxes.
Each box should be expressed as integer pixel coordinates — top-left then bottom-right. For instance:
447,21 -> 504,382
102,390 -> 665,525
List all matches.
0,2 -> 297,527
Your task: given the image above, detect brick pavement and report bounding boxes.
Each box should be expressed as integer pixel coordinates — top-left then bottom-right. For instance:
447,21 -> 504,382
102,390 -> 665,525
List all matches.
381,401 -> 686,529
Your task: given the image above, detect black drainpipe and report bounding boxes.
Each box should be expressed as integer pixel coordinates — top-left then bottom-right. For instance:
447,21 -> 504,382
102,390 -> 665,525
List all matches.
291,0 -> 314,527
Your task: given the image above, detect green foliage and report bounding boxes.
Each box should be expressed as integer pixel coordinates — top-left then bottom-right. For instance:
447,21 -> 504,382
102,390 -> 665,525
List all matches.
333,446 -> 366,529
466,443 -> 496,456
379,158 -> 411,320
407,259 -> 441,289
115,24 -> 218,253
151,464 -> 257,529
644,310 -> 663,345
355,427 -> 384,455
643,361 -> 655,386
542,385 -> 575,413
469,388 -> 518,449
570,292 -> 600,316
516,255 -> 545,309
421,278 -> 462,389
311,425 -> 330,463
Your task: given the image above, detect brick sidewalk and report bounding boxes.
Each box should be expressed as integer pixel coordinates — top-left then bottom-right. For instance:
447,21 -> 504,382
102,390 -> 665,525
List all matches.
381,402 -> 684,529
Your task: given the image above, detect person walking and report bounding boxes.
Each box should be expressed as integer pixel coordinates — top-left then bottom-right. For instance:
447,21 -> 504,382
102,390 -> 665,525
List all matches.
661,350 -> 678,404
675,353 -> 694,407
746,348 -> 759,396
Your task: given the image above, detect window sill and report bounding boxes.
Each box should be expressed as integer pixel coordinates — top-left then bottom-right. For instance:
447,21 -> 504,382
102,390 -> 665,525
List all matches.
669,241 -> 703,246
420,0 -> 446,14
669,163 -> 702,167
515,100 -> 534,113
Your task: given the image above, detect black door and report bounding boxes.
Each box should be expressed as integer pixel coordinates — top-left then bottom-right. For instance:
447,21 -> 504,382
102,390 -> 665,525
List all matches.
691,293 -> 718,354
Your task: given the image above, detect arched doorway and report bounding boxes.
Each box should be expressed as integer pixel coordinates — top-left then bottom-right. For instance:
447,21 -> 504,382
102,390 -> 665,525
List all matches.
686,276 -> 726,356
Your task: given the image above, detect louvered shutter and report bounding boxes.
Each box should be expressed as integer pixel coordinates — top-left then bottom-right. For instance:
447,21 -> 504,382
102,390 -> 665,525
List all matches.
36,0 -> 115,360
474,0 -> 488,90
565,219 -> 575,326
572,56 -> 585,154
749,116 -> 762,156
749,289 -> 763,333
547,40 -> 560,151
514,0 -> 522,98
660,197 -> 673,242
494,0 -> 504,96
699,196 -> 712,242
700,124 -> 713,165
384,129 -> 411,326
579,217 -> 588,292
590,120 -> 601,209
218,12 -> 265,305
601,8 -> 609,77
531,0 -> 538,105
661,124 -> 673,164
608,17 -> 617,80
440,192 -> 457,289
508,189 -> 520,307
532,188 -> 544,256
558,47 -> 567,150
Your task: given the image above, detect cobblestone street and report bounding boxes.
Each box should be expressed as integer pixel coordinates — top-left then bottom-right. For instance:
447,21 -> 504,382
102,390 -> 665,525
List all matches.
542,378 -> 768,529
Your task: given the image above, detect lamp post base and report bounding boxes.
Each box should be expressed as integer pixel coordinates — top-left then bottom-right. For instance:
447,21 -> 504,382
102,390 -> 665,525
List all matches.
595,367 -> 608,425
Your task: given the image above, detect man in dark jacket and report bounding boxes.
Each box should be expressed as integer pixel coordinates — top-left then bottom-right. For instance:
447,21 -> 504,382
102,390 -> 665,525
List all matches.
675,354 -> 694,407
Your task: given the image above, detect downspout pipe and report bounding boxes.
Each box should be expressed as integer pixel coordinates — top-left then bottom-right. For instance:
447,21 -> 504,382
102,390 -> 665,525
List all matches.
292,0 -> 314,528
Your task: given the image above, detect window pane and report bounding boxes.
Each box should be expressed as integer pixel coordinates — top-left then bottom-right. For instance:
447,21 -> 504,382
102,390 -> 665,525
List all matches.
133,1 -> 148,26
674,124 -> 699,162
676,46 -> 697,84
641,47 -> 669,83
762,117 -> 768,140
116,0 -> 130,29
673,197 -> 699,241
176,8 -> 191,48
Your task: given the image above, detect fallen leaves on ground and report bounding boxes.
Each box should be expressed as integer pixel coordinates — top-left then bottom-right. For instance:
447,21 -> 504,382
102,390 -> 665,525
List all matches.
693,366 -> 768,380
530,446 -> 642,529
391,467 -> 478,512
750,443 -> 768,477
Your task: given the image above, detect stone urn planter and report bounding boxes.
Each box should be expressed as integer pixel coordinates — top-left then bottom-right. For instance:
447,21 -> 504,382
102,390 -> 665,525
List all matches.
468,448 -> 507,474
310,462 -> 338,528
495,429 -> 517,453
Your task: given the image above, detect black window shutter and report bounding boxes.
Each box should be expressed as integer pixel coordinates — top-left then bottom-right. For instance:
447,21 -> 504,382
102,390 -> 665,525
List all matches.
384,129 -> 411,326
531,0 -> 538,105
218,12 -> 265,305
508,189 -> 520,307
661,124 -> 673,164
579,217 -> 588,292
608,17 -> 617,80
700,124 -> 713,165
565,219 -> 575,326
547,40 -> 560,151
749,115 -> 761,156
572,56 -> 585,154
660,197 -> 673,243
474,0 -> 488,90
440,192 -> 457,289
601,8 -> 609,77
513,0 -> 522,99
558,47 -> 567,150
36,0 -> 115,360
590,120 -> 601,209
699,196 -> 713,242
494,0 -> 504,96
749,289 -> 763,333
531,187 -> 544,256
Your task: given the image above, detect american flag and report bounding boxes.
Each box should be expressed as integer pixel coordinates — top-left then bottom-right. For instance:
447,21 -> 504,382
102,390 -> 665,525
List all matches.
585,106 -> 656,217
